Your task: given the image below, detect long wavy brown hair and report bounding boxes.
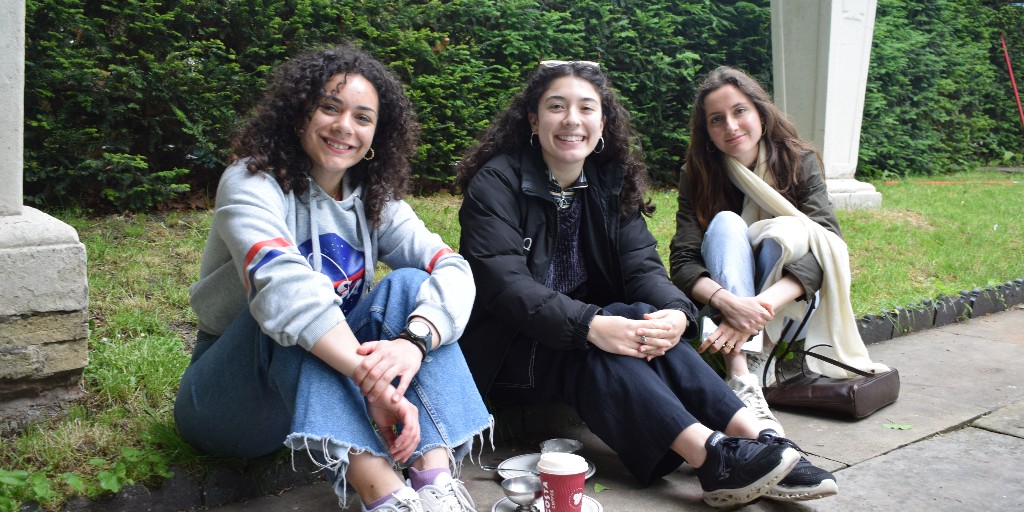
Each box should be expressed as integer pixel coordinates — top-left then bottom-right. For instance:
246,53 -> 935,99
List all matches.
455,62 -> 653,218
685,66 -> 820,229
233,44 -> 420,228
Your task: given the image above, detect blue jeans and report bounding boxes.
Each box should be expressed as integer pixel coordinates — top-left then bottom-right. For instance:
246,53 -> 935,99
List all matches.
174,268 -> 492,496
702,211 -> 815,342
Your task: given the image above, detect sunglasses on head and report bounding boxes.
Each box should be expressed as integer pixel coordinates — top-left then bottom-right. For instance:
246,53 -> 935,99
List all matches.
539,60 -> 601,70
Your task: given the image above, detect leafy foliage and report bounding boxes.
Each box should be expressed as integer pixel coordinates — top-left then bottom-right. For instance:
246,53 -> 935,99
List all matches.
22,0 -> 1024,209
859,0 -> 1024,177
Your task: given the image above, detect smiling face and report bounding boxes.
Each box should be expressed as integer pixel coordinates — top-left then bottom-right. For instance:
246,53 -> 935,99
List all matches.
300,73 -> 379,195
529,76 -> 605,181
704,83 -> 763,168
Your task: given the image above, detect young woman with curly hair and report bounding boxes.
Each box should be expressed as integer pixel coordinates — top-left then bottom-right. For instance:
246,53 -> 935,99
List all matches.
455,61 -> 832,508
174,44 -> 491,512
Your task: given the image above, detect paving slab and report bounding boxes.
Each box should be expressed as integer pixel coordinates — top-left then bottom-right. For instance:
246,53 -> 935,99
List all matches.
863,317 -> 1024,411
936,304 -> 1024,345
974,400 -> 1024,438
783,427 -> 1024,511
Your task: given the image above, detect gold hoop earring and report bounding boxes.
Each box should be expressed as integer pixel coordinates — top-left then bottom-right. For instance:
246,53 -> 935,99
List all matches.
530,132 -> 539,149
593,136 -> 605,154
363,148 -> 375,161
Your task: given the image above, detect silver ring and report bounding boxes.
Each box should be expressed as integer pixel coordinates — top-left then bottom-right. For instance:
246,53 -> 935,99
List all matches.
640,335 -> 647,344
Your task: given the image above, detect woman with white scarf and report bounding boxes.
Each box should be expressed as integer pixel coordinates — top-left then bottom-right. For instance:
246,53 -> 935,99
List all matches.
670,66 -> 889,436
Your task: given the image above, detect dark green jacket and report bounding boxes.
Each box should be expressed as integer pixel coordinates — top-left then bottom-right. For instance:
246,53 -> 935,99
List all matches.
669,152 -> 841,301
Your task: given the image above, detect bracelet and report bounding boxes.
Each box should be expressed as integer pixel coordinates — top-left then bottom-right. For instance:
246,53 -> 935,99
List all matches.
708,286 -> 725,307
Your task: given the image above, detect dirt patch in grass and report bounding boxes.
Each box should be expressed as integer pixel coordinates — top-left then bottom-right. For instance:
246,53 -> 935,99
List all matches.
856,208 -> 936,231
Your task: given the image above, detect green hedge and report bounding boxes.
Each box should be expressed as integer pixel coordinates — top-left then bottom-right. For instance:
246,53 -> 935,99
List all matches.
859,0 -> 1024,178
23,0 -> 1024,211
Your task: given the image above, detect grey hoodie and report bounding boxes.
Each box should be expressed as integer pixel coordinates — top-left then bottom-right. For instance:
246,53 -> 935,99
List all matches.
190,159 -> 475,351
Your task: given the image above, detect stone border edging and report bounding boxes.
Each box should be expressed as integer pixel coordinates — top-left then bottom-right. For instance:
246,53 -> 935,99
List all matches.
857,278 -> 1024,344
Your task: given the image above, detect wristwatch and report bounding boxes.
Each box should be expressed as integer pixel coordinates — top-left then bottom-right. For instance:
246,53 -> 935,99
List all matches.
397,320 -> 432,360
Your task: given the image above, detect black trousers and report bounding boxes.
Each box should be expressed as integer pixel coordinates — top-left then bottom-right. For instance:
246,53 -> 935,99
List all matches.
490,303 -> 744,486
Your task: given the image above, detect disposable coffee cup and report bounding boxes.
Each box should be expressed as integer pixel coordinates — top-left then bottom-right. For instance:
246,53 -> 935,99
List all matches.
537,452 -> 588,512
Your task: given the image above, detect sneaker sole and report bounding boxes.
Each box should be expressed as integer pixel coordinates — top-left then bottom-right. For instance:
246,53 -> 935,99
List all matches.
702,447 -> 801,509
764,479 -> 838,501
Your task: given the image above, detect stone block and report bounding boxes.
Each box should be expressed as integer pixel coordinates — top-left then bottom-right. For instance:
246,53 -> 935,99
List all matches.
1000,280 -> 1023,308
0,207 -> 88,316
857,313 -> 893,344
933,294 -> 970,327
63,469 -> 202,512
888,303 -> 933,337
969,287 -> 1004,318
201,454 -> 324,508
0,338 -> 87,380
0,311 -> 89,348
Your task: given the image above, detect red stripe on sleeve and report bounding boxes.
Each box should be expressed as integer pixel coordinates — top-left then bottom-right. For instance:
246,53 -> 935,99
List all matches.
244,238 -> 293,269
243,238 -> 293,290
426,248 -> 455,273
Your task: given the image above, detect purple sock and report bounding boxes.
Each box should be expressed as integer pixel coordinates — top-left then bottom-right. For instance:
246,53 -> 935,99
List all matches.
408,466 -> 450,490
366,486 -> 404,510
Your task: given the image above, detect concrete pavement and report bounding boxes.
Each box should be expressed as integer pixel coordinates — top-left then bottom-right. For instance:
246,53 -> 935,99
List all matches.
207,305 -> 1024,511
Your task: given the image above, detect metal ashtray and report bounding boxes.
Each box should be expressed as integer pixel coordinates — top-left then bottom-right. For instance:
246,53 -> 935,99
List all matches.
501,475 -> 542,511
539,437 -> 583,454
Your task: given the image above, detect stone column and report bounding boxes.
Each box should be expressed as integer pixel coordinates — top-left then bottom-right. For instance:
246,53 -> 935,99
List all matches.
771,0 -> 882,209
0,0 -> 89,433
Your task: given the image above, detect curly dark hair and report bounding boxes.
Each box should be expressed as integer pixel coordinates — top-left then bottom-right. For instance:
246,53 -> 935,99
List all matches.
233,43 -> 420,228
455,62 -> 653,218
685,65 -> 820,229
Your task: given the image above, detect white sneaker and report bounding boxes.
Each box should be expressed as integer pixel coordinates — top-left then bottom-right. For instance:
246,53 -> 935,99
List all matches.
728,373 -> 785,437
415,472 -> 476,512
364,486 -> 425,512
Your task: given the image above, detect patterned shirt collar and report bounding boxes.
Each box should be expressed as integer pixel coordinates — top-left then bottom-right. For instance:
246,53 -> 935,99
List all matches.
545,168 -> 588,209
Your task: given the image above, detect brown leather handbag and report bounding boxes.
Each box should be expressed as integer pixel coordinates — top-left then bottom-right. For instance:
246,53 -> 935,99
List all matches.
761,316 -> 900,419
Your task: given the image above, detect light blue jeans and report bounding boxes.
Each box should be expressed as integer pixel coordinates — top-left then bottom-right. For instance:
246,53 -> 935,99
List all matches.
174,268 -> 492,498
701,211 -> 815,343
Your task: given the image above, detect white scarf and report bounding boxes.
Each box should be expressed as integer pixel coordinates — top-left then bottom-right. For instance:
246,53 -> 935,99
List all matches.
726,142 -> 889,378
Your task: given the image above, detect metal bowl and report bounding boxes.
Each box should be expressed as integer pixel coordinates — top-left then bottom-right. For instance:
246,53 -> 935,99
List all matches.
540,437 -> 583,454
501,475 -> 542,508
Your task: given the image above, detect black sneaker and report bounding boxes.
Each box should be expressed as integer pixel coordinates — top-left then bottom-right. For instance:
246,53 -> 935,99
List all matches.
757,429 -> 838,501
694,431 -> 800,508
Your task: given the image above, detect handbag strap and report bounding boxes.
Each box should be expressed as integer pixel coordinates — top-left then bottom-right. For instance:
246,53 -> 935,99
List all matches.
792,344 -> 877,378
762,294 -> 818,386
759,294 -> 881,383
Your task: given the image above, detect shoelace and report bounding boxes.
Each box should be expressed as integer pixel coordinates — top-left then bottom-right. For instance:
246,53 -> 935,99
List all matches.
443,479 -> 476,512
421,479 -> 474,512
710,437 -> 764,480
737,383 -> 773,419
393,494 -> 424,512
764,433 -> 807,456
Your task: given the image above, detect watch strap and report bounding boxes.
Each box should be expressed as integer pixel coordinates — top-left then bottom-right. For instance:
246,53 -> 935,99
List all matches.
396,329 -> 428,360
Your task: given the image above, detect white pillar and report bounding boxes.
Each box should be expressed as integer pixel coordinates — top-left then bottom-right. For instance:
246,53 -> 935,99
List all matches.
771,0 -> 882,209
0,0 -> 25,215
0,0 -> 89,432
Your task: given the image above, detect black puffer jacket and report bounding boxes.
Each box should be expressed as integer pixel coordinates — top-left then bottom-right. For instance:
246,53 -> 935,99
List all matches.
458,150 -> 697,395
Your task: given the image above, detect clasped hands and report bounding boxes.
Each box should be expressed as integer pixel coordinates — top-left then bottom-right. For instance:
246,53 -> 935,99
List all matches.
588,309 -> 689,361
698,293 -> 773,355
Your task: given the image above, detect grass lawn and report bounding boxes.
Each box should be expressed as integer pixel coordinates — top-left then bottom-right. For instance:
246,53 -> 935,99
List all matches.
1,170 -> 1021,510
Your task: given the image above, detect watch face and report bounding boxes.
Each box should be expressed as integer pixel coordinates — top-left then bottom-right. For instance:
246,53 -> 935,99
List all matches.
409,321 -> 431,338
